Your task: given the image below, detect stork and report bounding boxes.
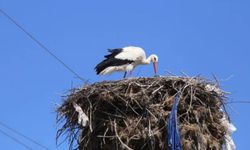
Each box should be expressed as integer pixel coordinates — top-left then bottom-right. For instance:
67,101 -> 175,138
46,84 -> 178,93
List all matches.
95,46 -> 159,78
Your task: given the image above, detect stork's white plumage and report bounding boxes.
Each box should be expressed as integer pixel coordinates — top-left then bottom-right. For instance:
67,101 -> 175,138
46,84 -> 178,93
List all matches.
95,46 -> 159,78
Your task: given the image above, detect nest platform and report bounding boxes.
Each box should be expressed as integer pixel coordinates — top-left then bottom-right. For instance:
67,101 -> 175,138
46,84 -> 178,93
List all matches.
56,76 -> 228,150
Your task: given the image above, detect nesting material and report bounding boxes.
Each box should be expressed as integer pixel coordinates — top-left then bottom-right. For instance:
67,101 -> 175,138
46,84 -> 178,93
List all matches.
73,102 -> 89,127
56,76 -> 233,150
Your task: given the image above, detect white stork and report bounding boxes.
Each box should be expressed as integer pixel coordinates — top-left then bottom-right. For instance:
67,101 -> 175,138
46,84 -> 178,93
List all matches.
95,46 -> 159,78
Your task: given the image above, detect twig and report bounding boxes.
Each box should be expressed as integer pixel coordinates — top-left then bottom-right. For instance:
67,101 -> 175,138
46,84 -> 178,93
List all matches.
152,85 -> 164,95
114,120 -> 133,150
146,108 -> 158,122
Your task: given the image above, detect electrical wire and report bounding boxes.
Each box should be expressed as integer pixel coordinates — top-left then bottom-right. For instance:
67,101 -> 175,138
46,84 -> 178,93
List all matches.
0,8 -> 85,81
0,8 -> 70,150
0,121 -> 50,150
0,127 -> 34,150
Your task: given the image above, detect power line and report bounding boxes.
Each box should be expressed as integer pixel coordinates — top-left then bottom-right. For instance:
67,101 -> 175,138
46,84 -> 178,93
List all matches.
0,127 -> 34,150
0,8 -> 85,81
0,121 -> 50,150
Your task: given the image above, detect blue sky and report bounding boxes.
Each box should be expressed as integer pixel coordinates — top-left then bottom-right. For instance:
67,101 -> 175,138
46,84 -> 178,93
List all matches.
0,0 -> 249,149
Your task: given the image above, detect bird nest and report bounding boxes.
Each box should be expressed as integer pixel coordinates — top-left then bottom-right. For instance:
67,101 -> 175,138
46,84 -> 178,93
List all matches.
56,76 -> 229,150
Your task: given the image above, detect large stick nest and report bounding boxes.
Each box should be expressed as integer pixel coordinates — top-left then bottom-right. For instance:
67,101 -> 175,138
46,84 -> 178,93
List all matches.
56,76 -> 228,150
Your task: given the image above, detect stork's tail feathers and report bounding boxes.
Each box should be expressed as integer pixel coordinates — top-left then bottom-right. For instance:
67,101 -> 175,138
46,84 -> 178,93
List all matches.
95,61 -> 105,75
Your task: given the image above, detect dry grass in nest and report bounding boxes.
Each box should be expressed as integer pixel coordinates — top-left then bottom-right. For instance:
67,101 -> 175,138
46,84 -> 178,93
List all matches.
56,76 -> 228,150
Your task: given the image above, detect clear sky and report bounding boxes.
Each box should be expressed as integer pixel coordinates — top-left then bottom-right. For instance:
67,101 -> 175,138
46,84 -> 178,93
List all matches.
0,0 -> 249,149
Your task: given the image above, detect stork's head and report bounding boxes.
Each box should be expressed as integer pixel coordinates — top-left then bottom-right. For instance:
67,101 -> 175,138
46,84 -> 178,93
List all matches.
149,54 -> 159,75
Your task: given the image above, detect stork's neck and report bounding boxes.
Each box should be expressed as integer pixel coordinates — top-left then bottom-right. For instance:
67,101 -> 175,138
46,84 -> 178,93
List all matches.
142,55 -> 153,64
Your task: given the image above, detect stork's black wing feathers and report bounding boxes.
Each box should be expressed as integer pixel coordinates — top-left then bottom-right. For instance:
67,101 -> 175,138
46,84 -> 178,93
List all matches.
95,58 -> 133,75
95,48 -> 134,74
104,48 -> 123,58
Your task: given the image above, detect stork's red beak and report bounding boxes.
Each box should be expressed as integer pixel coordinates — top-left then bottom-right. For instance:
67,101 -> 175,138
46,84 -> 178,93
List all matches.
153,62 -> 158,75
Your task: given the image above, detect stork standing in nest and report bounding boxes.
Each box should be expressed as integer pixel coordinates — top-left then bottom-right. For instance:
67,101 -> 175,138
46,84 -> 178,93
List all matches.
95,46 -> 159,78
